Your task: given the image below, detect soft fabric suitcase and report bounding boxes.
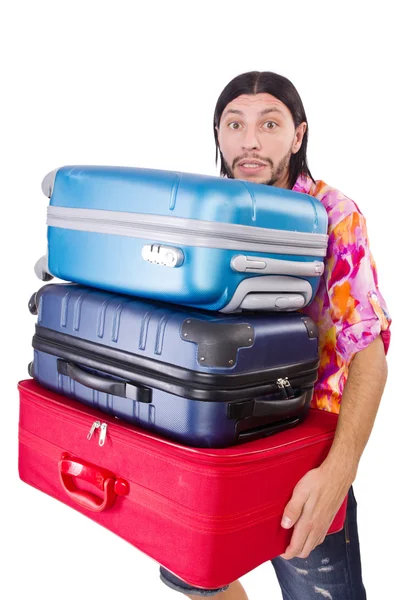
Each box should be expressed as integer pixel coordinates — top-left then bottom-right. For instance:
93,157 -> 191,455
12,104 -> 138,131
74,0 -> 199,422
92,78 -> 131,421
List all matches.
18,379 -> 347,590
29,282 -> 320,448
35,165 -> 328,312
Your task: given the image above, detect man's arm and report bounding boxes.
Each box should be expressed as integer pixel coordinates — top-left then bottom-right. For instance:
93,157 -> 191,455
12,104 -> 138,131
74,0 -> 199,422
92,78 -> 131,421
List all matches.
279,335 -> 388,560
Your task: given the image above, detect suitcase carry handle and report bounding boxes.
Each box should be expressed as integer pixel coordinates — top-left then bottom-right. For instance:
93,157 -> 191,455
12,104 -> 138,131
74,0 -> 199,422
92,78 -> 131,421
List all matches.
57,359 -> 152,403
231,255 -> 324,277
228,389 -> 309,419
220,276 -> 313,313
58,453 -> 129,512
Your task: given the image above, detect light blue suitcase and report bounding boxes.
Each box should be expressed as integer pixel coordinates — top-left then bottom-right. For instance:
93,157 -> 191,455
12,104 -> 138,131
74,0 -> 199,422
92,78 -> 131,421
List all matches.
35,165 -> 328,312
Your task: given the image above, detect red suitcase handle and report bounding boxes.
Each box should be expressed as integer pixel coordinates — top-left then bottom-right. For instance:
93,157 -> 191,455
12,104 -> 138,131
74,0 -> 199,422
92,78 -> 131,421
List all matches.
58,453 -> 129,512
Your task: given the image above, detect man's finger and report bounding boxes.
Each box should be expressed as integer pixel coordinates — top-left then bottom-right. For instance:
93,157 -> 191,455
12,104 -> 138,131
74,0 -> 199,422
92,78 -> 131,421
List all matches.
280,519 -> 311,560
296,530 -> 319,559
281,485 -> 310,529
297,523 -> 331,558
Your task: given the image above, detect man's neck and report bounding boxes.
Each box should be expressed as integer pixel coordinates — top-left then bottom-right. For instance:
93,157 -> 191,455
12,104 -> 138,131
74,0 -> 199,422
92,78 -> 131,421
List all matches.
272,171 -> 291,190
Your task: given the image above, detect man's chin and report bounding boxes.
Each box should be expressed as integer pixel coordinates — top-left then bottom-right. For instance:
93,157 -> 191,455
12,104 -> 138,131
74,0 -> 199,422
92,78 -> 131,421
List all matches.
234,171 -> 274,186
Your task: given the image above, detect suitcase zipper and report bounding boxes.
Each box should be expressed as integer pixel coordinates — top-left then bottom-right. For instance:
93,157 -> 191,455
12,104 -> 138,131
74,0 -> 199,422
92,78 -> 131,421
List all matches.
87,419 -> 101,440
98,423 -> 108,446
47,207 -> 328,256
20,385 -> 336,466
86,419 -> 108,446
33,328 -> 319,401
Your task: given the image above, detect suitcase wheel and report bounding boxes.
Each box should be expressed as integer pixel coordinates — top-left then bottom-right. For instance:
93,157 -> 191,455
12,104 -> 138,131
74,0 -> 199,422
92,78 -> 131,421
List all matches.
28,292 -> 38,315
41,272 -> 53,282
28,361 -> 34,377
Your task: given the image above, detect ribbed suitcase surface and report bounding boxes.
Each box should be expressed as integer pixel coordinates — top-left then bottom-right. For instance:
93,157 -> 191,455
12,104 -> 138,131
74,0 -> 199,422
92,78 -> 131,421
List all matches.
18,379 -> 348,589
36,165 -> 328,312
29,283 -> 320,447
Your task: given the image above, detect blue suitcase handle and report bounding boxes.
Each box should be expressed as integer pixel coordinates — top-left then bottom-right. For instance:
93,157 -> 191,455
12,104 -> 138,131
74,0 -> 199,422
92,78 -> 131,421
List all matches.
57,360 -> 152,403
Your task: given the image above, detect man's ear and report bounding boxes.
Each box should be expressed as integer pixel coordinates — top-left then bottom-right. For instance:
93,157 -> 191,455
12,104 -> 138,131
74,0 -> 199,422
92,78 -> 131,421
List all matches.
292,122 -> 307,154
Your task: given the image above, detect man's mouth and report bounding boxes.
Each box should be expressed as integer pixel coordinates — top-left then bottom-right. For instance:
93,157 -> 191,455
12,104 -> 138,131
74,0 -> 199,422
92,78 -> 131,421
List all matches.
237,160 -> 268,173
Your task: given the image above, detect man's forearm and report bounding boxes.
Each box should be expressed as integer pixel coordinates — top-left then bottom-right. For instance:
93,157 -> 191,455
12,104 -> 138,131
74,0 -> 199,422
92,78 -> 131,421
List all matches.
321,335 -> 388,484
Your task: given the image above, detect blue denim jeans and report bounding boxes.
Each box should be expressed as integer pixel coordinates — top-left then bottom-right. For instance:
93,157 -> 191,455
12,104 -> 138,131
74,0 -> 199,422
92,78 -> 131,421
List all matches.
159,487 -> 366,598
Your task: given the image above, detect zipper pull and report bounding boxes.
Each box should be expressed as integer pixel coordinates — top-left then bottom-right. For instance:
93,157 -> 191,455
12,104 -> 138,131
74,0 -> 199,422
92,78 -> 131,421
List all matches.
87,420 -> 101,440
276,377 -> 295,399
283,377 -> 294,398
98,422 -> 108,446
277,378 -> 287,399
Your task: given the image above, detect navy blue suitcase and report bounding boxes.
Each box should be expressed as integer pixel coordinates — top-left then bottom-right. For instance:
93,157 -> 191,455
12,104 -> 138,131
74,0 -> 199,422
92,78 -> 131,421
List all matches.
28,283 -> 320,448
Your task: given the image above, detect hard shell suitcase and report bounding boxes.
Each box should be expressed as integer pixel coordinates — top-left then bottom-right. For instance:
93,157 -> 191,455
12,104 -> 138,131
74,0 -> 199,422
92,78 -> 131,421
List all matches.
29,282 -> 320,448
18,379 -> 348,590
35,165 -> 328,312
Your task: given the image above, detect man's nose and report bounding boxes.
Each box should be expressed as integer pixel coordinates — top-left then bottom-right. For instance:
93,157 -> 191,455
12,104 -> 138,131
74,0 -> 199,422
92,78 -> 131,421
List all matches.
242,126 -> 261,151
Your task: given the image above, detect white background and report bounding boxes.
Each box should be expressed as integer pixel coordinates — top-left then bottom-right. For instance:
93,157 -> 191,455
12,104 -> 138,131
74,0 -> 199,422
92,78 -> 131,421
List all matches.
1,2 -> 395,598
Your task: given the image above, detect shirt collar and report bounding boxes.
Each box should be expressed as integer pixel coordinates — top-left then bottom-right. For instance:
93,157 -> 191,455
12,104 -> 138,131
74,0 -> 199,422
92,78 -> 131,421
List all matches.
292,173 -> 316,195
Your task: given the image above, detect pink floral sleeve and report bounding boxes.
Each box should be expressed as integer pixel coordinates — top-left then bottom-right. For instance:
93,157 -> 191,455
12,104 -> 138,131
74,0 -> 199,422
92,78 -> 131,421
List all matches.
326,210 -> 391,365
293,175 -> 391,412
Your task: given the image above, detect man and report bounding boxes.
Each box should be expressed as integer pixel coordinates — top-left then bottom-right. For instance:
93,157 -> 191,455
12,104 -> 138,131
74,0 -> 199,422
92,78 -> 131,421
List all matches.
159,71 -> 391,599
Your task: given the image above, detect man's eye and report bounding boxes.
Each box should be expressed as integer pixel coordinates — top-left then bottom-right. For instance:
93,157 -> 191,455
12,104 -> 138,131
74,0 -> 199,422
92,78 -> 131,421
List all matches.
228,122 -> 242,130
263,121 -> 277,130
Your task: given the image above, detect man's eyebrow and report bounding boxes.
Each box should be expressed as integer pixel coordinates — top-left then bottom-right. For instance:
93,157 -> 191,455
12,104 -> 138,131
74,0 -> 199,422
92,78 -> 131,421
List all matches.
258,107 -> 285,117
221,106 -> 285,120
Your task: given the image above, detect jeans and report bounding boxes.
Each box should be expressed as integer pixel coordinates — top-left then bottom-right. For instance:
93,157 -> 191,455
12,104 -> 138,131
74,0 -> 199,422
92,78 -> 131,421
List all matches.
159,487 -> 366,598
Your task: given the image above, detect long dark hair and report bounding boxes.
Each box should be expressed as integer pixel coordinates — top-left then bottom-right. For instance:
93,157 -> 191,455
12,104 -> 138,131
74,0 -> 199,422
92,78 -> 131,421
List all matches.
213,71 -> 315,189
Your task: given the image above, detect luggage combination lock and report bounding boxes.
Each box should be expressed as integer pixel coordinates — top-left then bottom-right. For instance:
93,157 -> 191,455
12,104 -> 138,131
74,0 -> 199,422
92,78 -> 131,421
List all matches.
141,244 -> 184,267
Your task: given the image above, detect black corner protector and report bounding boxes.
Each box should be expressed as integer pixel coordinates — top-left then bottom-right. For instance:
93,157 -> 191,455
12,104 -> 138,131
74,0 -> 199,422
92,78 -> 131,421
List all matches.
181,318 -> 255,368
301,316 -> 319,339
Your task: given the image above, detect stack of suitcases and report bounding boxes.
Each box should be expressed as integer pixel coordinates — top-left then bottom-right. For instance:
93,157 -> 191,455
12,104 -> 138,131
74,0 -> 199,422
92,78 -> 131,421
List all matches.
18,165 -> 348,590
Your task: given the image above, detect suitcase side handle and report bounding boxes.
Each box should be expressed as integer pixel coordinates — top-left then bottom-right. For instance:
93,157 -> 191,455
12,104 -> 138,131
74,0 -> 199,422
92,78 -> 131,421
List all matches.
58,453 -> 129,512
228,388 -> 310,419
57,359 -> 152,403
231,255 -> 324,277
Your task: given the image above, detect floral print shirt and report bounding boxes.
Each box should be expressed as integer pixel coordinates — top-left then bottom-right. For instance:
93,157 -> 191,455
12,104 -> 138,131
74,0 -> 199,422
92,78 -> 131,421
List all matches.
292,174 -> 391,413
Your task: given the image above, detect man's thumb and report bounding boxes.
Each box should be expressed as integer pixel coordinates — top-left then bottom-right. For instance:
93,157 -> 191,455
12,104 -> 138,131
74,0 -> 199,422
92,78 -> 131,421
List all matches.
281,488 -> 307,528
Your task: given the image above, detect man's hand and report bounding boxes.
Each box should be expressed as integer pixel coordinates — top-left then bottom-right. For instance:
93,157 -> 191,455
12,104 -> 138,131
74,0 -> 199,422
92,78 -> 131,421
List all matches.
279,464 -> 352,560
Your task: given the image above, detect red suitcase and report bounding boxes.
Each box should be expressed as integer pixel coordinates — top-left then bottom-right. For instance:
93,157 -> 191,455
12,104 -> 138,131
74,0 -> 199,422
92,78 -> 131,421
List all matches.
18,379 -> 347,590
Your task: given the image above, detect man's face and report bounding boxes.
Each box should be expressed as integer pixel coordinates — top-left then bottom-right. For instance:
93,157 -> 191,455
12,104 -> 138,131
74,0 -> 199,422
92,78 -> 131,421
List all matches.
216,93 -> 307,188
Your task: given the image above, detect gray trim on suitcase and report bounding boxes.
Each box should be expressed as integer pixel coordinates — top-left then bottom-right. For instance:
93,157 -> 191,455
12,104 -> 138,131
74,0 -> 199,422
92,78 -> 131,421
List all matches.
219,276 -> 313,313
47,206 -> 328,256
41,169 -> 59,198
34,253 -> 54,281
240,293 -> 306,311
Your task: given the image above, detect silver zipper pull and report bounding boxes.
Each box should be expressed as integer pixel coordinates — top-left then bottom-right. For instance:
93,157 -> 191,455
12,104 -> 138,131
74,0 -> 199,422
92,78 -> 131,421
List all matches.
283,377 -> 294,398
277,377 -> 294,399
87,420 -> 101,440
98,422 -> 108,446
